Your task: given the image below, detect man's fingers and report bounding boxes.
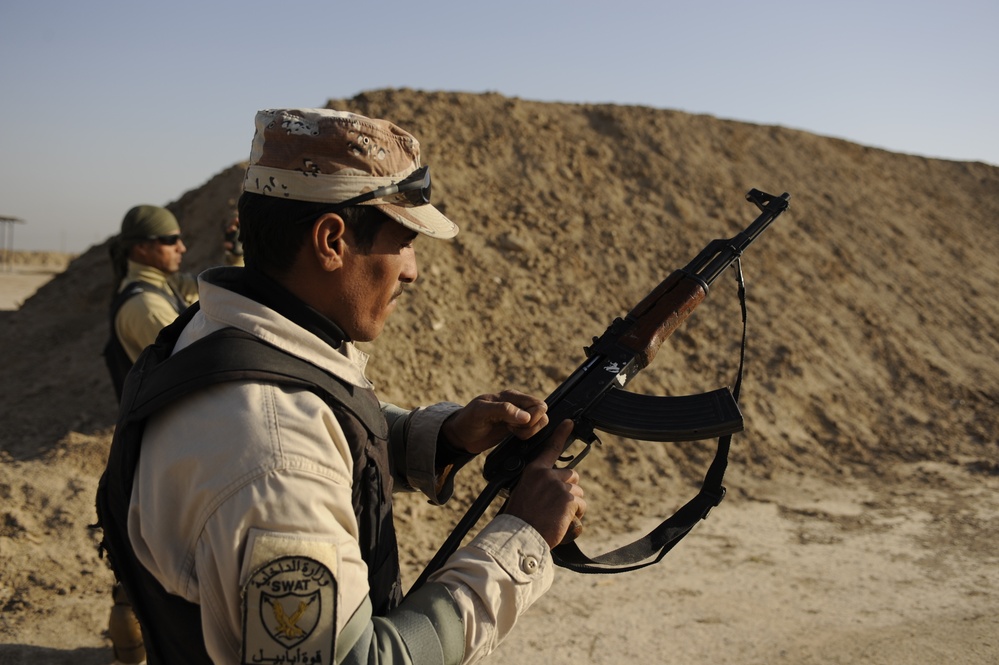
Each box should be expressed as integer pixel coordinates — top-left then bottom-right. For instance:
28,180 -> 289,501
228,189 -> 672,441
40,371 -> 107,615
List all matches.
474,394 -> 548,431
496,389 -> 546,411
445,391 -> 551,455
531,419 -> 575,469
561,516 -> 584,544
503,418 -> 587,549
471,399 -> 530,426
493,392 -> 548,427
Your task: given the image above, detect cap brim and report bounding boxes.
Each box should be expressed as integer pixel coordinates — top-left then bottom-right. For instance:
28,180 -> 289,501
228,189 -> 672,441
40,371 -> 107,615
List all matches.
374,202 -> 459,239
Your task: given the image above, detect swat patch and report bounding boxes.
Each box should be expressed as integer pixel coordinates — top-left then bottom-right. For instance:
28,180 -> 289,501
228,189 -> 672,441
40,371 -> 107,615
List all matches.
242,556 -> 336,665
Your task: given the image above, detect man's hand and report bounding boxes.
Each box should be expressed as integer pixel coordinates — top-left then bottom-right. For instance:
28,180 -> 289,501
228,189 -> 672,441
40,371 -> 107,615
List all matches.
441,390 -> 549,455
503,419 -> 587,549
223,216 -> 242,256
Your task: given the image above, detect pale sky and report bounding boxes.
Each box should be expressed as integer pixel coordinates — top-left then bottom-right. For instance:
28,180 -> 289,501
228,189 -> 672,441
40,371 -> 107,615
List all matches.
1,0 -> 996,252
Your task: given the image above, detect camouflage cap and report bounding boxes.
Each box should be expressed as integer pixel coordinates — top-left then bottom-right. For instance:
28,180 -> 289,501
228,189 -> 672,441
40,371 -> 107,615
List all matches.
242,108 -> 458,239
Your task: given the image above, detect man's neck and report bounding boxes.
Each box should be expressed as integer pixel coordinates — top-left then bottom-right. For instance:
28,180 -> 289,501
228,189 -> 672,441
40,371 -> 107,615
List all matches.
236,267 -> 349,350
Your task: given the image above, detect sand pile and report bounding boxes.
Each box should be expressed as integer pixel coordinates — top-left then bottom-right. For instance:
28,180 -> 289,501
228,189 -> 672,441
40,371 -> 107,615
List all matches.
1,89 -> 996,664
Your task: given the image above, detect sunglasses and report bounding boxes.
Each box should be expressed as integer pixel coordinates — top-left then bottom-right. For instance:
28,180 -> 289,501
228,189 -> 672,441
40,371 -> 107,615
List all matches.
147,234 -> 182,245
337,165 -> 431,210
294,166 -> 432,224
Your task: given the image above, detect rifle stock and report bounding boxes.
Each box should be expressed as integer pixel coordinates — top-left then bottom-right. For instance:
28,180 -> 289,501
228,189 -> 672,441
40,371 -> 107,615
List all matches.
409,188 -> 790,592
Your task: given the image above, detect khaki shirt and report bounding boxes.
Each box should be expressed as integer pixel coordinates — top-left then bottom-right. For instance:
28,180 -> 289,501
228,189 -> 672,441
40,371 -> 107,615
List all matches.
115,252 -> 244,362
128,267 -> 553,665
114,260 -> 199,362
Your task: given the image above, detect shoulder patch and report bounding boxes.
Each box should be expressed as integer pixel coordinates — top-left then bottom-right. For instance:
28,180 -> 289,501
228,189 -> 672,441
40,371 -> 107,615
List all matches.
242,556 -> 337,665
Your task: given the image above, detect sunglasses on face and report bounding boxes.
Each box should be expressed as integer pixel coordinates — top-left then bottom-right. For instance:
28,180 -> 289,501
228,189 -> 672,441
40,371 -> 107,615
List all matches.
294,166 -> 432,224
147,234 -> 182,245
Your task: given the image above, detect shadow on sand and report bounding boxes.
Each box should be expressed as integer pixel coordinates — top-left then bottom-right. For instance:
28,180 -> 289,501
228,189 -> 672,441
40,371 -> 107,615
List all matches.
0,644 -> 110,665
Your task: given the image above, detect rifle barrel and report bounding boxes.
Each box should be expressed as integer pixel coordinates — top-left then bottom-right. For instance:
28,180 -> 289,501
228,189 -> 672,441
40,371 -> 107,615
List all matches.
686,190 -> 790,287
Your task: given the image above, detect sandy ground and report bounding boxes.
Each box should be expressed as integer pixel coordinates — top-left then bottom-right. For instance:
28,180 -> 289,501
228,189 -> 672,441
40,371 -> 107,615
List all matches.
494,463 -> 999,665
1,90 -> 997,664
0,262 -> 69,310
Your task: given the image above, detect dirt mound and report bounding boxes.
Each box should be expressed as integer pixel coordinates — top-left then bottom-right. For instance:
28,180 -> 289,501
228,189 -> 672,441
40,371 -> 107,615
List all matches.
1,90 -> 997,659
4,89 -> 996,470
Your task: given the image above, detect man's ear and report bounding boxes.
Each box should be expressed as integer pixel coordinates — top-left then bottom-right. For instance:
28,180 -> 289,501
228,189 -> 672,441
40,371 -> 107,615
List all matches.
129,241 -> 152,264
312,213 -> 346,271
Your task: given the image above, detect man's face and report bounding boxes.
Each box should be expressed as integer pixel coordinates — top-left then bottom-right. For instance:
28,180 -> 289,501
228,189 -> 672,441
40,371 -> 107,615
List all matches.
133,233 -> 186,274
335,220 -> 419,342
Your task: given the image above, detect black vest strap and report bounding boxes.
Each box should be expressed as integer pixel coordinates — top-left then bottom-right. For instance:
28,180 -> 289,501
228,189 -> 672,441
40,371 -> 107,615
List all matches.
127,327 -> 387,439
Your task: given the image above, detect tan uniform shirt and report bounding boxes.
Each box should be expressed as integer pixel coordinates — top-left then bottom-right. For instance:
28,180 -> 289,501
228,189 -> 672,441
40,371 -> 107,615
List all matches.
115,252 -> 243,362
114,260 -> 199,362
128,267 -> 554,665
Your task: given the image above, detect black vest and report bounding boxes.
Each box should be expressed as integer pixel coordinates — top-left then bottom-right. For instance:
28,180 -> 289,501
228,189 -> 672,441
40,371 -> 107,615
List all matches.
103,280 -> 187,401
95,304 -> 402,664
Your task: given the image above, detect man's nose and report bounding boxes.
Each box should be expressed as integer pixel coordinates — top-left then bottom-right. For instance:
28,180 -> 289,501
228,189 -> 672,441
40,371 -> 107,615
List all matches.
401,253 -> 418,283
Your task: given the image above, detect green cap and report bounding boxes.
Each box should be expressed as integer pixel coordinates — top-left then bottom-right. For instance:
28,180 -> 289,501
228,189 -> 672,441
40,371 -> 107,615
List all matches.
120,205 -> 179,241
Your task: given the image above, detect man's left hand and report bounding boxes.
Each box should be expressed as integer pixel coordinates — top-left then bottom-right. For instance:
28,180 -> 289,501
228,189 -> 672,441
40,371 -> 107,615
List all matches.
442,390 -> 549,455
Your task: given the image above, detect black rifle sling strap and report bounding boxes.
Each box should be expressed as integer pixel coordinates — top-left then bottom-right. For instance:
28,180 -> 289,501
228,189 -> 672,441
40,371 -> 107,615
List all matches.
551,259 -> 749,574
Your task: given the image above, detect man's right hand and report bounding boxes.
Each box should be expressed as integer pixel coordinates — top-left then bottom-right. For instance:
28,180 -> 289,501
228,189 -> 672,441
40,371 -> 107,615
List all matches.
223,216 -> 243,256
502,420 -> 587,549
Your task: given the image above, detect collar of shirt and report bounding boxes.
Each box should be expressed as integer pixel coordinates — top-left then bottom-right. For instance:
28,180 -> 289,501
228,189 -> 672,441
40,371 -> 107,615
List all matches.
215,266 -> 349,351
123,260 -> 172,291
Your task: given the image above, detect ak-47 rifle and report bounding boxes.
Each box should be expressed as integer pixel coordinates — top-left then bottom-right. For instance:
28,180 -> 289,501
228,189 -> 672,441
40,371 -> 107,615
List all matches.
411,188 -> 790,592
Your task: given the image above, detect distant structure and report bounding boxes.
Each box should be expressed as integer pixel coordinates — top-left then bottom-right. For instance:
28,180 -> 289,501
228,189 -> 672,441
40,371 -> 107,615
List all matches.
1,215 -> 25,271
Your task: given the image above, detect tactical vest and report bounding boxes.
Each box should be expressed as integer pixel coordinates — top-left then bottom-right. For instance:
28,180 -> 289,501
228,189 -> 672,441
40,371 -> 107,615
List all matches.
102,281 -> 187,401
95,304 -> 402,664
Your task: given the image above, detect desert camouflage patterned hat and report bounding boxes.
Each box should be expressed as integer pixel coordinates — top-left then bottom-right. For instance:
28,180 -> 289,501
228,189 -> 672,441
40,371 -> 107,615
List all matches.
242,108 -> 458,239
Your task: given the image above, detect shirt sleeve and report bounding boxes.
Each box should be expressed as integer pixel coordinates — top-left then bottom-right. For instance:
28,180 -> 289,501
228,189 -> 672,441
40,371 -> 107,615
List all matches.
430,515 -> 554,664
382,402 -> 465,503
